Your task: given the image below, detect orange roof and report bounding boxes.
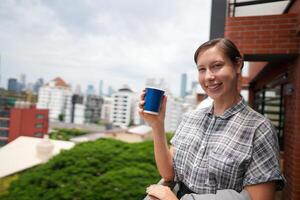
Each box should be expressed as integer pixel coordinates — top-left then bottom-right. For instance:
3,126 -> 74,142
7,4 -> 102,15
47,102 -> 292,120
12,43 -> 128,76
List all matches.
46,77 -> 69,88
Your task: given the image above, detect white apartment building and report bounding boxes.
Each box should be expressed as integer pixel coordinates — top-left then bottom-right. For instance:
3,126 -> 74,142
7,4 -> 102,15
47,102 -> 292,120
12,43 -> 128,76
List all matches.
165,95 -> 184,132
65,95 -> 85,124
37,77 -> 72,122
133,99 -> 143,125
110,87 -> 135,128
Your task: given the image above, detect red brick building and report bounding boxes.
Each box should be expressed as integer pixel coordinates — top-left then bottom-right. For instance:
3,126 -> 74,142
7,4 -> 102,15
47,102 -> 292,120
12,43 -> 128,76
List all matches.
8,105 -> 49,142
0,99 -> 49,146
212,0 -> 300,199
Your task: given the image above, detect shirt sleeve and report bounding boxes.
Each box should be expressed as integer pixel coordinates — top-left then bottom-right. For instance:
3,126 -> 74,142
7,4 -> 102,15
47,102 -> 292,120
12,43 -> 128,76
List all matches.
243,119 -> 285,190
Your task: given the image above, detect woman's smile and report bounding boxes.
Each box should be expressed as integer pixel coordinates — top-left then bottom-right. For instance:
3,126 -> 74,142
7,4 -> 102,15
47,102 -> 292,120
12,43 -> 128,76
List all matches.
206,82 -> 222,92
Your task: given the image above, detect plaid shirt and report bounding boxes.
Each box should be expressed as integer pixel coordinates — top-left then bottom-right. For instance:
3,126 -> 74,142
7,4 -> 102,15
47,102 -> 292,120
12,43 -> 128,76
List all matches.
171,98 -> 284,194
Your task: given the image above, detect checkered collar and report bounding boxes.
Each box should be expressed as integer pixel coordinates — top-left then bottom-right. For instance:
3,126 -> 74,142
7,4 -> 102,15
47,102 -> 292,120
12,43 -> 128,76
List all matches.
205,97 -> 247,119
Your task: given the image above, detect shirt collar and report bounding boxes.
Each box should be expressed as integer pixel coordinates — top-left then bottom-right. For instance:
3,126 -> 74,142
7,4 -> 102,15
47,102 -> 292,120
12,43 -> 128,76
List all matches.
205,97 -> 247,119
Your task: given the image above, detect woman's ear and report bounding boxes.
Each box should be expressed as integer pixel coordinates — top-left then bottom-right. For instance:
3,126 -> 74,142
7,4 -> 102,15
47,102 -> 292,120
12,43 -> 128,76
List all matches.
236,57 -> 243,74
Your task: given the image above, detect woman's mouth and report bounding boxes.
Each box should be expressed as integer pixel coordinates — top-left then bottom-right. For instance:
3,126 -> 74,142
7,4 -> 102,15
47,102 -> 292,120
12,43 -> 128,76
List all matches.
206,83 -> 222,91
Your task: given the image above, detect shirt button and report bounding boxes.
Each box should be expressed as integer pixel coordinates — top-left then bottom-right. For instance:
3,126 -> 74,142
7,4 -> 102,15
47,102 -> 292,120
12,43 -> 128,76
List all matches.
205,179 -> 209,185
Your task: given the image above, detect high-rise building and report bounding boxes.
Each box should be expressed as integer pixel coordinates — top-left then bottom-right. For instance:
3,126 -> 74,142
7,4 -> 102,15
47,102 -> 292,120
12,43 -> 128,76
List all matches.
110,86 -> 136,127
20,74 -> 26,91
180,73 -> 187,98
86,85 -> 95,96
74,84 -> 82,95
107,85 -> 115,97
37,77 -> 72,122
165,95 -> 184,132
7,78 -> 18,92
33,78 -> 44,94
65,94 -> 85,124
101,96 -> 113,123
85,95 -> 103,124
99,80 -> 103,96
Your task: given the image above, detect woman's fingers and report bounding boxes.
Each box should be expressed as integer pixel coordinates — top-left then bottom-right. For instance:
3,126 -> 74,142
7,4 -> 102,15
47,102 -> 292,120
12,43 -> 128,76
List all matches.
149,195 -> 160,200
139,100 -> 145,109
160,95 -> 167,113
140,91 -> 146,100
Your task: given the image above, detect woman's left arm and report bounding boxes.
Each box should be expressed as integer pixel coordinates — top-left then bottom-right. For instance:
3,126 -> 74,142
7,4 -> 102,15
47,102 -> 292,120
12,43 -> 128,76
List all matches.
245,181 -> 276,200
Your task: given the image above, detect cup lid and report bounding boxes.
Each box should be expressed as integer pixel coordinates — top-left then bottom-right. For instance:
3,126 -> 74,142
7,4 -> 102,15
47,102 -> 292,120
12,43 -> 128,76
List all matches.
145,86 -> 165,92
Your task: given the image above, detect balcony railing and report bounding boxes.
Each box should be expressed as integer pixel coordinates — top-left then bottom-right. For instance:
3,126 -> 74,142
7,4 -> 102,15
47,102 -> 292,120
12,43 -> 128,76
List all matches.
228,0 -> 291,17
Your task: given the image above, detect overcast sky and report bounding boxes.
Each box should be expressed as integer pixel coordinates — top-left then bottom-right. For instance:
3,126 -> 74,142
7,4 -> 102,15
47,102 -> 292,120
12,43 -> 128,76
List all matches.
0,0 -> 211,96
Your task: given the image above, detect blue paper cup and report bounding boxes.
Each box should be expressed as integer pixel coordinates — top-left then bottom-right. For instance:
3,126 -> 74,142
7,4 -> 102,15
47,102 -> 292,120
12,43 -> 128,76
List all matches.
144,87 -> 165,115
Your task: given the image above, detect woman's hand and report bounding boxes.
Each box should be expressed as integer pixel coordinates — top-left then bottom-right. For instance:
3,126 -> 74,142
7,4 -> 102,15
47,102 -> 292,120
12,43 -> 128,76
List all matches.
138,89 -> 167,130
146,184 -> 178,200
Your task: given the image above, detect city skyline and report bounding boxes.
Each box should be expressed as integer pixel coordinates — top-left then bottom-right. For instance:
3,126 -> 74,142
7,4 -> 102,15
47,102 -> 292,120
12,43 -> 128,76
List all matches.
0,0 -> 211,96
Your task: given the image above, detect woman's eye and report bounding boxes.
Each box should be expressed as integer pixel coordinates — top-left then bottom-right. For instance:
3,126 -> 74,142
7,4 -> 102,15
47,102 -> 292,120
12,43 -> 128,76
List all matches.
214,63 -> 222,68
212,63 -> 222,70
198,68 -> 206,72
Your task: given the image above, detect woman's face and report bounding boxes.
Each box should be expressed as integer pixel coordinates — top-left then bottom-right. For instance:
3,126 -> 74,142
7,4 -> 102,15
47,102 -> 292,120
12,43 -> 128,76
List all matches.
196,46 -> 241,102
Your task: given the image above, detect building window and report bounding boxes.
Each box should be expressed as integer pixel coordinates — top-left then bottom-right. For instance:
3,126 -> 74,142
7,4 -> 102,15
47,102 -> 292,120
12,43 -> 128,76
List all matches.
35,123 -> 43,128
254,73 -> 287,151
0,110 -> 10,118
0,120 -> 9,128
36,114 -> 44,119
34,132 -> 43,137
0,130 -> 8,137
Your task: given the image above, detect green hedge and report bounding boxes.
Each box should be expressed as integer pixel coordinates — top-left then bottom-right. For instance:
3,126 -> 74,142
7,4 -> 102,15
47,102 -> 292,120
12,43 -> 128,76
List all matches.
49,128 -> 88,141
0,138 -> 162,200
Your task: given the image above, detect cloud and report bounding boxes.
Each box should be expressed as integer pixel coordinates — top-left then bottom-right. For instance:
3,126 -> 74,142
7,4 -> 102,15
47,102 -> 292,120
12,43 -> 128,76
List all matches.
0,0 -> 211,96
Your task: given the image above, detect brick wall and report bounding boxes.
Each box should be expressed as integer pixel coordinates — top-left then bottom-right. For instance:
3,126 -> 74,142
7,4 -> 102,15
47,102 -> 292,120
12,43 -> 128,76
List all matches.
284,57 -> 300,200
225,14 -> 300,55
224,12 -> 300,200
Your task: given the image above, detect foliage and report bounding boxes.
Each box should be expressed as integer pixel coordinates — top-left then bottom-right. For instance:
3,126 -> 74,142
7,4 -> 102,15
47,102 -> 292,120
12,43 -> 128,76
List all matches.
0,174 -> 19,197
0,138 -> 161,200
58,114 -> 65,122
49,128 -> 88,141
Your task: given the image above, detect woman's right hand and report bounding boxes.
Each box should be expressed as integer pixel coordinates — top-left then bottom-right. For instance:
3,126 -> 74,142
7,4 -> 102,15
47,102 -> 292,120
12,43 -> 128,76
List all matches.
138,89 -> 167,130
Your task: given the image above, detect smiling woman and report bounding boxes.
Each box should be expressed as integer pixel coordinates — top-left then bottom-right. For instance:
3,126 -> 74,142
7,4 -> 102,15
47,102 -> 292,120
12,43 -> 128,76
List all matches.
194,38 -> 243,115
139,38 -> 285,200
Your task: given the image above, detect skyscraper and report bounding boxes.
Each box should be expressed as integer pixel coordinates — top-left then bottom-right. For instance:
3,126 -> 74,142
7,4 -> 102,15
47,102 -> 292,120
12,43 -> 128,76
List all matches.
107,86 -> 115,97
7,78 -> 18,92
99,80 -> 103,96
33,78 -> 44,94
180,73 -> 187,98
86,85 -> 95,96
20,74 -> 26,91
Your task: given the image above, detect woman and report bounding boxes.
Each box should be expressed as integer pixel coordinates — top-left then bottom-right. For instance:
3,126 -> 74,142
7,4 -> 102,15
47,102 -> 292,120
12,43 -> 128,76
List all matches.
139,38 -> 284,200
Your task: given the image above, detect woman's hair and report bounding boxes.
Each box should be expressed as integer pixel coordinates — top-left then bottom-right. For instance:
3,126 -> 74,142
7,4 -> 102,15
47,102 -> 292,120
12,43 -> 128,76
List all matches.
194,38 -> 243,69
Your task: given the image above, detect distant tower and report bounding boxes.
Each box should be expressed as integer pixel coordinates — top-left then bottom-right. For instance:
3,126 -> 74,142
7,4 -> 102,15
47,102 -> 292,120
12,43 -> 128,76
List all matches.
99,80 -> 103,96
7,78 -> 18,92
180,73 -> 187,98
74,84 -> 82,95
86,85 -> 95,96
20,74 -> 26,91
108,85 -> 115,97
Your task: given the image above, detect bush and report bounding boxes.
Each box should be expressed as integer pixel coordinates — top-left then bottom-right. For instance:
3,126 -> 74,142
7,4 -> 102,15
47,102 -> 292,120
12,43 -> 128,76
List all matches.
1,138 -> 160,200
49,128 -> 88,141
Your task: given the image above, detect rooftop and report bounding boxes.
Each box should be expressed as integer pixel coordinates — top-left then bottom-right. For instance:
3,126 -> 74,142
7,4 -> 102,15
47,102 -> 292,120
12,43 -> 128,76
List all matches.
0,136 -> 75,178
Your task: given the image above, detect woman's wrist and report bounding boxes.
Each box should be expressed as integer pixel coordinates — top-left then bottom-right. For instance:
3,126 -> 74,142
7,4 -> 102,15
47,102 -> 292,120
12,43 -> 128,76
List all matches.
151,124 -> 165,133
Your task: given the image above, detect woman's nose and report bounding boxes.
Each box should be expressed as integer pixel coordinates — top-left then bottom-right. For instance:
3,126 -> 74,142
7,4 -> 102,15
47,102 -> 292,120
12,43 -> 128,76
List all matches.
205,70 -> 215,81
